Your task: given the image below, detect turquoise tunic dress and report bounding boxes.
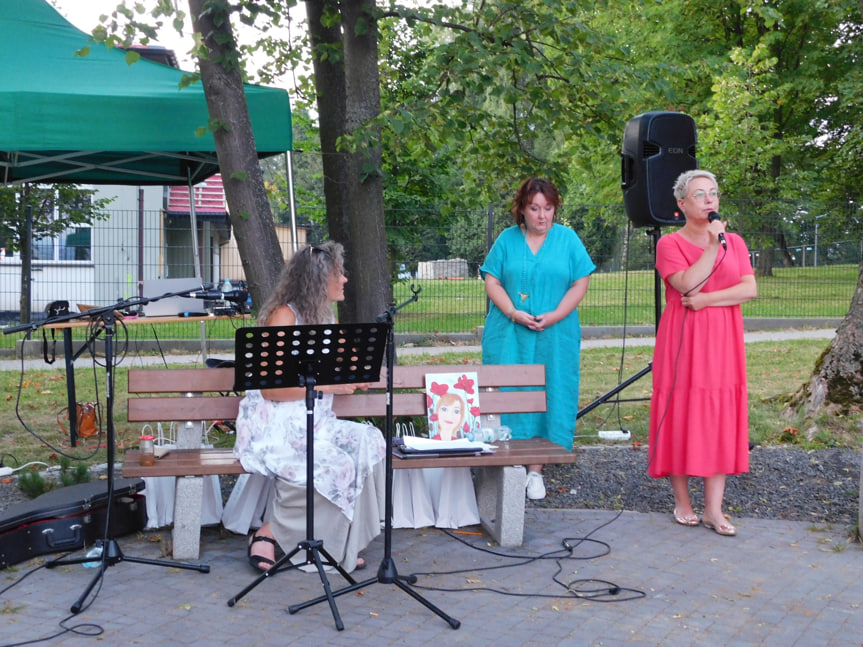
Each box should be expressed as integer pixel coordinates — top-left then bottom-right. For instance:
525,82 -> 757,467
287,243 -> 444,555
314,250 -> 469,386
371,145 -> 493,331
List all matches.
480,224 -> 595,449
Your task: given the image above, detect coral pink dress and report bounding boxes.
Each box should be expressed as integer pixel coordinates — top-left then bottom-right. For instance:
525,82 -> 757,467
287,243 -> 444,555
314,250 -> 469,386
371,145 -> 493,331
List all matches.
648,230 -> 753,478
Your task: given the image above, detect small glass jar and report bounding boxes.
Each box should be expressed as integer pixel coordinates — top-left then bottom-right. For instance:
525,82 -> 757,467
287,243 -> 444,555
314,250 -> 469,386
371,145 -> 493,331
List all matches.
139,434 -> 156,466
468,426 -> 512,443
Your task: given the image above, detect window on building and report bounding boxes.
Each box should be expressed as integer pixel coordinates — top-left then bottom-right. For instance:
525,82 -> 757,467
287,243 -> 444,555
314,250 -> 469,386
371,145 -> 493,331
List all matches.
8,191 -> 93,262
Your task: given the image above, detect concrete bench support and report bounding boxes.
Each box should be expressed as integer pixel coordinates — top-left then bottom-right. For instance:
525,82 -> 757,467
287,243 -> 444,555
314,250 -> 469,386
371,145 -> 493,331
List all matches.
473,465 -> 527,547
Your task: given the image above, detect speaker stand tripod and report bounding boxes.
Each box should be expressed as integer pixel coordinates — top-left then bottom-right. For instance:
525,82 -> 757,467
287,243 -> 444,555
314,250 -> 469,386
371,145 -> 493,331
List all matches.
1,303 -> 210,614
226,322 -> 392,631
577,225 -> 662,419
285,289 -> 460,630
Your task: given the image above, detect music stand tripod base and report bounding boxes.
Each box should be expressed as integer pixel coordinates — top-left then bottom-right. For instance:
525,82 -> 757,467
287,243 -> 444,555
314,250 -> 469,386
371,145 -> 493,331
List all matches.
227,323 -> 389,631
277,303 -> 460,630
39,307 -> 209,615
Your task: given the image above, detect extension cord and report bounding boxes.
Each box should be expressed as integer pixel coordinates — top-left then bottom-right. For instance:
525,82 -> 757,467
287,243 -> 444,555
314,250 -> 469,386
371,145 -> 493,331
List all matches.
598,430 -> 631,441
0,466 -> 14,477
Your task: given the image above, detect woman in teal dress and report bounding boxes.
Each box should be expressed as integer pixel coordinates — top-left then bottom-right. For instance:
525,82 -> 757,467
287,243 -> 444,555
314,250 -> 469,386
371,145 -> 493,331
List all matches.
480,178 -> 595,500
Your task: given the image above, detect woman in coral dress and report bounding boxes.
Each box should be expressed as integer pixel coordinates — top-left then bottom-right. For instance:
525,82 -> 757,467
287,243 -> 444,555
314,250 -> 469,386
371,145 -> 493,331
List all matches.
648,170 -> 757,537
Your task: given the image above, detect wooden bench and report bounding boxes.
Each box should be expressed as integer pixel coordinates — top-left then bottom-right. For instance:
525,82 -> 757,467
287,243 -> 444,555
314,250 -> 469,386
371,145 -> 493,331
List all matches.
123,364 -> 576,558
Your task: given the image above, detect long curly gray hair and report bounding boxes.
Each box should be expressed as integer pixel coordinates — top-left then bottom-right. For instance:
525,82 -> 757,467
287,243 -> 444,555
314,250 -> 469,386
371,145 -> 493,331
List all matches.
256,240 -> 345,326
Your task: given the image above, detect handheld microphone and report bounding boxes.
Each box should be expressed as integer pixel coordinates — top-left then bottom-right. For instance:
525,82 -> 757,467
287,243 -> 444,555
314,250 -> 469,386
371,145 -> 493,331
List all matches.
220,289 -> 250,304
188,285 -> 249,303
708,211 -> 726,250
189,289 -> 224,300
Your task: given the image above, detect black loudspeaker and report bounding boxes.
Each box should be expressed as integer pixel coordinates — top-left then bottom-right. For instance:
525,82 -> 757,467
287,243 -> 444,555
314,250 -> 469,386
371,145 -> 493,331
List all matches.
621,111 -> 698,228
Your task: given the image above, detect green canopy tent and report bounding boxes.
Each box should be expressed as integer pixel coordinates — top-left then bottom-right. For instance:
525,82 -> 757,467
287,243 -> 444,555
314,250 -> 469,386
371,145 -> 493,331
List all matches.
0,0 -> 293,186
0,0 -> 299,315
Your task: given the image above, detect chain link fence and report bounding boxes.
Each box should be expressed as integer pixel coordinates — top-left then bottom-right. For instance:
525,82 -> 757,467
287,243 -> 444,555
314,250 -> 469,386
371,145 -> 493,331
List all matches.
1,200 -> 859,349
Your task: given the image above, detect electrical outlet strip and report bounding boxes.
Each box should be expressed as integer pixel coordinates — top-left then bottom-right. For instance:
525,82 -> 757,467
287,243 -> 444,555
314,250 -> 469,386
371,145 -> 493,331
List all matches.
598,430 -> 631,441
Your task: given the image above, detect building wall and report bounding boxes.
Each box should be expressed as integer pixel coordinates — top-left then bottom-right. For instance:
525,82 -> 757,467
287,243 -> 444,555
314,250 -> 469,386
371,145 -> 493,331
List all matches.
218,223 -> 307,281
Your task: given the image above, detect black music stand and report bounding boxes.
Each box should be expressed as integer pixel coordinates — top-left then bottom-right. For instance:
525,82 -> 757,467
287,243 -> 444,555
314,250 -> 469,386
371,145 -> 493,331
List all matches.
283,290 -> 460,631
3,301 -> 210,615
226,322 -> 388,631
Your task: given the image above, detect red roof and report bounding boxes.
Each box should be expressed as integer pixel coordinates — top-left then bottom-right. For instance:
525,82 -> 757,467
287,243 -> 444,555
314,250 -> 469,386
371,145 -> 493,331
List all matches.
167,174 -> 227,216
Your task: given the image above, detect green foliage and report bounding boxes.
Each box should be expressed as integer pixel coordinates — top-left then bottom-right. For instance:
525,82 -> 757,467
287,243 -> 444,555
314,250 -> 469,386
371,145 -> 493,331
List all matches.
371,1 -> 641,206
82,1 -> 862,317
59,458 -> 91,488
446,213 -> 490,265
0,185 -> 112,254
16,457 -> 90,500
17,470 -> 51,499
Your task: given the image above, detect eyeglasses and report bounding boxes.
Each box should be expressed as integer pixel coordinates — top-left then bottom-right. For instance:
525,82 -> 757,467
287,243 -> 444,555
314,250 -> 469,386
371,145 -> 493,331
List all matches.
690,190 -> 720,202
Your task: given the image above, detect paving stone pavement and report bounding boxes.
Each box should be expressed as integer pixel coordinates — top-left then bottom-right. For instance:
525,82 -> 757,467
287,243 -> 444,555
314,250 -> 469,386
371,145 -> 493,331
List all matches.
2,324 -> 856,645
2,507 -> 861,647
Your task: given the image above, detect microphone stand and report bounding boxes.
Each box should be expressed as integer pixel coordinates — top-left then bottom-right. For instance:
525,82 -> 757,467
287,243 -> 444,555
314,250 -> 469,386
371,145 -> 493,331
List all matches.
4,298 -> 210,614
288,285 -> 461,630
577,225 -> 661,418
5,289 -> 216,445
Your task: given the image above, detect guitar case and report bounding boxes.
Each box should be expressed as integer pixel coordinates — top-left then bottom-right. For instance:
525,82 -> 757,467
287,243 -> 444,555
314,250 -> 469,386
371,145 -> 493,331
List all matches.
0,478 -> 147,569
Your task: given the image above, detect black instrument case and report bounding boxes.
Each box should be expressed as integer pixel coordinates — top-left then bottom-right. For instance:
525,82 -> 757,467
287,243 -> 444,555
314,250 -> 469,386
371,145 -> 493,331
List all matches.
0,478 -> 147,569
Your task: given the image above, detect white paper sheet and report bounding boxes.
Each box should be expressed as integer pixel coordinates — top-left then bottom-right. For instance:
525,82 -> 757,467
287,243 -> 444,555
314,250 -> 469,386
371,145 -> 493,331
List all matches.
401,435 -> 496,452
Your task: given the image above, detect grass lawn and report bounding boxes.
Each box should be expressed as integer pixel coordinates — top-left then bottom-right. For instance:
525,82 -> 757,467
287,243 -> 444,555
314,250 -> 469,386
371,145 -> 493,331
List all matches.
1,337 -> 857,481
397,338 -> 857,447
1,264 -> 855,352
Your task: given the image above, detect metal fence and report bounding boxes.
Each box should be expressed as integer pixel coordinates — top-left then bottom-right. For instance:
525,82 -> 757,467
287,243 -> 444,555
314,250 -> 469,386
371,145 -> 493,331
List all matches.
1,199 -> 859,349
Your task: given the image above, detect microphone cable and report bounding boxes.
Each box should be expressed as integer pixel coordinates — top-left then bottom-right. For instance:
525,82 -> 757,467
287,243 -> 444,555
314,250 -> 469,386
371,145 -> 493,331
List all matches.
0,558 -> 105,647
582,219 -> 645,435
406,517 -> 645,603
11,331 -> 102,463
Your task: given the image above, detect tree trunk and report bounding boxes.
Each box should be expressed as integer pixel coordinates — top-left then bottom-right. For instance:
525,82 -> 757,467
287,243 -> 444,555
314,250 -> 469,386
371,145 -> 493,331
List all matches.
755,245 -> 775,278
305,1 -> 350,249
306,0 -> 390,323
775,230 -> 795,267
783,260 -> 863,537
786,258 -> 863,426
188,0 -> 284,310
19,198 -> 32,324
340,0 -> 390,322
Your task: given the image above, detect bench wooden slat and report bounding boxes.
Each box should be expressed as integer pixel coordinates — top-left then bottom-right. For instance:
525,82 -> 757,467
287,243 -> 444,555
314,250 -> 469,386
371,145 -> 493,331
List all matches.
128,368 -> 237,393
127,364 -> 545,395
389,437 -> 575,469
127,396 -> 244,423
122,438 -> 575,478
127,390 -> 546,423
124,448 -> 246,477
334,390 -> 547,418
386,364 -> 545,389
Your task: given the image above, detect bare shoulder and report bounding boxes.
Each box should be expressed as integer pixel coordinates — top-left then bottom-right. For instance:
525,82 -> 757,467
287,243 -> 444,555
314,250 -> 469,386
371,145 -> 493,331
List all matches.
266,305 -> 296,326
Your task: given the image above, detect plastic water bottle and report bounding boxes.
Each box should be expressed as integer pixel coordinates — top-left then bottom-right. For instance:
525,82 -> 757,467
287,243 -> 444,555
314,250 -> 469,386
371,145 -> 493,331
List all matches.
468,426 -> 512,442
83,542 -> 103,568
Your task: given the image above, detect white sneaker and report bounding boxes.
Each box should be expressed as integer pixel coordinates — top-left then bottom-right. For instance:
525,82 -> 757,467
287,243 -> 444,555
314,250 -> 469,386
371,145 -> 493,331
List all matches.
525,471 -> 546,500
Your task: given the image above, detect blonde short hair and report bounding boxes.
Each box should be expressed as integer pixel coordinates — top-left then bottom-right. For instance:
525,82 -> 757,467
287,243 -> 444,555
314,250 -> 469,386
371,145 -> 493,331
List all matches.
672,170 -> 718,201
